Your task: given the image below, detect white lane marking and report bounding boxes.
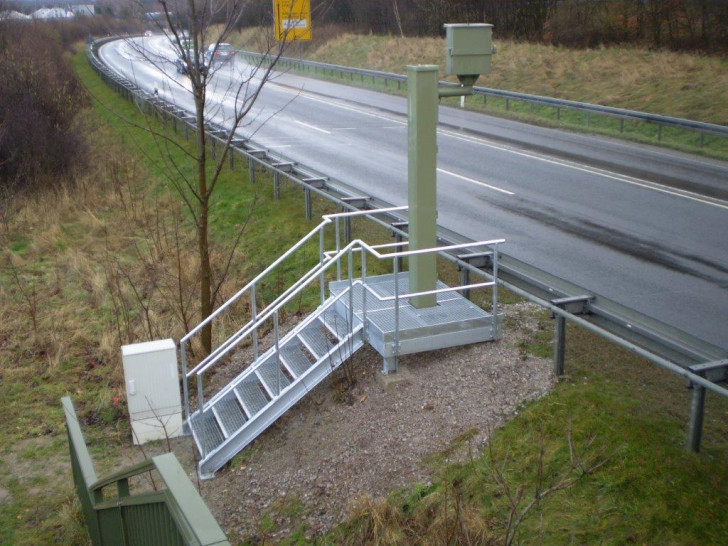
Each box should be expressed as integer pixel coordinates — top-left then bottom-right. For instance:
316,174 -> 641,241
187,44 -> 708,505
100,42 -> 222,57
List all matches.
293,119 -> 331,134
443,129 -> 728,211
438,168 -> 515,196
269,82 -> 728,210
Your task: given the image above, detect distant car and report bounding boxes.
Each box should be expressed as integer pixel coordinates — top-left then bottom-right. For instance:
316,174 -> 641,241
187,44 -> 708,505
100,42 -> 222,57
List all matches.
144,30 -> 152,37
176,56 -> 208,76
176,40 -> 208,76
204,43 -> 235,66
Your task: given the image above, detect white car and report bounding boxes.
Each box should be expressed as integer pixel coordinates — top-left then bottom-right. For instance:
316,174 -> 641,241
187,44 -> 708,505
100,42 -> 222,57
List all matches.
204,43 -> 235,66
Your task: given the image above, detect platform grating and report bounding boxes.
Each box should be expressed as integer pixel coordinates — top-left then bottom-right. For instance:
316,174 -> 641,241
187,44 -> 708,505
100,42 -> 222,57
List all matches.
215,396 -> 246,438
235,378 -> 269,417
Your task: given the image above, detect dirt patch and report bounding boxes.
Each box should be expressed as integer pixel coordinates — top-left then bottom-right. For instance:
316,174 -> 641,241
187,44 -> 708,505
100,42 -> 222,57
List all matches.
150,301 -> 555,542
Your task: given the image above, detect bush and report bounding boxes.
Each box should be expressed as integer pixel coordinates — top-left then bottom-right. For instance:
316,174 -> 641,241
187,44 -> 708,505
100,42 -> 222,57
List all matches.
0,22 -> 89,190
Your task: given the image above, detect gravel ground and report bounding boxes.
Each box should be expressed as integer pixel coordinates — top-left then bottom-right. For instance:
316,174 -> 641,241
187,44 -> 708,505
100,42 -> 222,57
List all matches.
167,302 -> 554,542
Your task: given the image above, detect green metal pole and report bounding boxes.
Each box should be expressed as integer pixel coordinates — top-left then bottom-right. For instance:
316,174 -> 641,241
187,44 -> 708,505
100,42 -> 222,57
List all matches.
407,65 -> 439,308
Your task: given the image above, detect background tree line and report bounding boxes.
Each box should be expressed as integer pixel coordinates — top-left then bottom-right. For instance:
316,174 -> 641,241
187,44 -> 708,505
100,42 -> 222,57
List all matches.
237,0 -> 728,51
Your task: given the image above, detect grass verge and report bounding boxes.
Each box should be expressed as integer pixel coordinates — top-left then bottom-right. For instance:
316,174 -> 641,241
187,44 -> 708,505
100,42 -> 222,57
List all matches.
327,311 -> 728,544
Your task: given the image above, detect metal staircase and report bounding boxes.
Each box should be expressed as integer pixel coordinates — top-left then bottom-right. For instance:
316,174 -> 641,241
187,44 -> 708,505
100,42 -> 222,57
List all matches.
179,206 -> 503,479
188,301 -> 363,478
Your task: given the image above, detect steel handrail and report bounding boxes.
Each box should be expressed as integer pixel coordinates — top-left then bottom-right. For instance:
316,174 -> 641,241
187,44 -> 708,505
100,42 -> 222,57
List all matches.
193,235 -> 504,378
184,205 -> 409,376
180,218 -> 329,345
191,236 -> 502,413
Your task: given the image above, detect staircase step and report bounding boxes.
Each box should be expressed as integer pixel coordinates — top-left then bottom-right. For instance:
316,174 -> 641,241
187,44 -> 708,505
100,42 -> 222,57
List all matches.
214,396 -> 247,438
299,319 -> 335,359
256,354 -> 292,397
192,409 -> 224,455
321,308 -> 350,339
280,339 -> 314,377
235,378 -> 269,418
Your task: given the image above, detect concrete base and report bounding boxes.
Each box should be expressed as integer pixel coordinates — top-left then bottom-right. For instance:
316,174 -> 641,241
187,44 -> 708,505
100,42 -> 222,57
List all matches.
376,364 -> 412,392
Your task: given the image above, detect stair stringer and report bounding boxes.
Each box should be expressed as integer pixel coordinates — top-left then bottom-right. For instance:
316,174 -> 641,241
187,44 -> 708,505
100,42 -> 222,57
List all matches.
196,324 -> 364,479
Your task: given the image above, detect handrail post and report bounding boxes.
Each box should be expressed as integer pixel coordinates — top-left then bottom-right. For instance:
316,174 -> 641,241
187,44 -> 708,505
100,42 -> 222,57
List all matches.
393,256 -> 400,373
335,218 -> 342,281
180,342 -> 190,423
274,311 -> 281,396
492,243 -> 499,338
196,369 -> 204,412
319,226 -> 325,305
251,284 -> 258,359
348,248 -> 354,335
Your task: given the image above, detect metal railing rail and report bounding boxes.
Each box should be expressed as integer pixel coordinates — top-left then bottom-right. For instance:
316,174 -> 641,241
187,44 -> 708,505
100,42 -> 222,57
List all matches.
62,396 -> 230,546
89,38 -> 728,451
185,203 -> 502,419
238,50 -> 728,144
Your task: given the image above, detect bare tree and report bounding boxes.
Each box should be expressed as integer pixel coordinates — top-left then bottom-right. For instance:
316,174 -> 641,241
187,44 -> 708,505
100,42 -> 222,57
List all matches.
118,0 -> 296,354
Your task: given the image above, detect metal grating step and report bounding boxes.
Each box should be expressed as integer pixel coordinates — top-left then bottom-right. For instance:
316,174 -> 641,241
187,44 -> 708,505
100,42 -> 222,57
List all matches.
299,319 -> 335,358
214,396 -> 246,438
281,339 -> 314,377
192,409 -> 224,455
235,378 -> 269,418
321,307 -> 350,339
256,355 -> 292,397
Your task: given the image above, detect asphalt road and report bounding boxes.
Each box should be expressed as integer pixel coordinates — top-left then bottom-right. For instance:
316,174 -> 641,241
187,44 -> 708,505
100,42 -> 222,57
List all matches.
100,37 -> 728,351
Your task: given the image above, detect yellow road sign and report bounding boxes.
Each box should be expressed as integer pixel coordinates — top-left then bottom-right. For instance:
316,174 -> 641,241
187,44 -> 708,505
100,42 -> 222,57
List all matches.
273,0 -> 312,42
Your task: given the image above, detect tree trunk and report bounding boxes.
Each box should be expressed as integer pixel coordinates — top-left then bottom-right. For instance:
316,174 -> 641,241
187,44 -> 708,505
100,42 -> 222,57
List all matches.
194,89 -> 213,355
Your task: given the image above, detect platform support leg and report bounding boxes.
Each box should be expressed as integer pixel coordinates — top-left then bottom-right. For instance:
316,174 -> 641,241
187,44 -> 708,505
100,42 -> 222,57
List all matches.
383,356 -> 397,375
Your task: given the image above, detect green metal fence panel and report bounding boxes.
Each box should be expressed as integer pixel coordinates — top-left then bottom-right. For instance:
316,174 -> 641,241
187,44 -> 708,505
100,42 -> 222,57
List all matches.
62,397 -> 230,546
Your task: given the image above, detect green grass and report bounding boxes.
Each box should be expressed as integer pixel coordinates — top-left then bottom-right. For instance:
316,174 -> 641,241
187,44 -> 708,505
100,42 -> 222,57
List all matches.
328,317 -> 728,544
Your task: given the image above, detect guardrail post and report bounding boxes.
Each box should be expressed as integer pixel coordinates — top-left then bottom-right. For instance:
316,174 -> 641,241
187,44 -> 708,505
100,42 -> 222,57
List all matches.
344,214 -> 351,244
554,315 -> 566,376
249,157 -> 256,184
687,383 -> 706,452
229,149 -> 235,171
274,171 -> 280,200
305,188 -> 312,220
459,266 -> 470,299
391,221 -> 407,272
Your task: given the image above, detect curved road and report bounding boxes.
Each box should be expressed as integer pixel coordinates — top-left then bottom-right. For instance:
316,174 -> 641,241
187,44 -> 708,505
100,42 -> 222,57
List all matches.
100,37 -> 728,351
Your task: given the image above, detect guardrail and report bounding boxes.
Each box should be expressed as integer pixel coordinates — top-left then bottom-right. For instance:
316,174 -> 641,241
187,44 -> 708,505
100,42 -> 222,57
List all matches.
237,50 -> 728,149
88,38 -> 727,452
63,397 -> 229,545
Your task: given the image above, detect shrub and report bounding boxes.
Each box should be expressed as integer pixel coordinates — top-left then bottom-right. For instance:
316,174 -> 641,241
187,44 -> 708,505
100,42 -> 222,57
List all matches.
0,22 -> 88,191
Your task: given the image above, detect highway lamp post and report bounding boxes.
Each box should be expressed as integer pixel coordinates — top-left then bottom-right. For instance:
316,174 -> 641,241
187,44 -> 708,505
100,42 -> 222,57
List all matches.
407,24 -> 496,308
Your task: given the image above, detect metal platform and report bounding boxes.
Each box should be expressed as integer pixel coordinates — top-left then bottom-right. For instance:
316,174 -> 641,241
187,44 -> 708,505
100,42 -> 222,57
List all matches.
330,273 -> 501,373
